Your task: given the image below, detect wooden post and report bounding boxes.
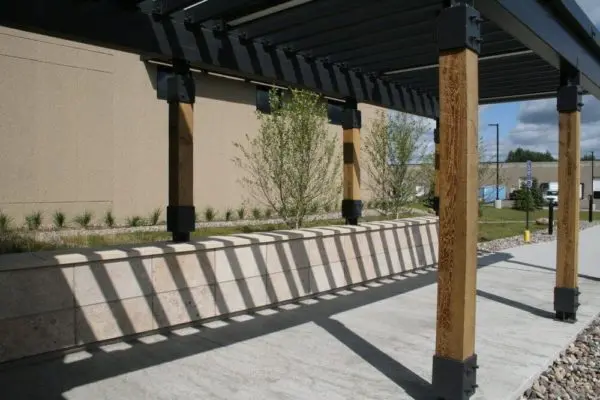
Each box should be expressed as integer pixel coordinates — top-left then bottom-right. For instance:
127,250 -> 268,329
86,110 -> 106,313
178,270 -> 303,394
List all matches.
432,2 -> 480,399
341,99 -> 362,225
555,60 -> 582,322
434,118 -> 440,216
165,60 -> 196,242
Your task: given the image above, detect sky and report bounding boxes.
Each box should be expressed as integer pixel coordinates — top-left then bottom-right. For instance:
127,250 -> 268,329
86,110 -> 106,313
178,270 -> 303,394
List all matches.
422,0 -> 600,162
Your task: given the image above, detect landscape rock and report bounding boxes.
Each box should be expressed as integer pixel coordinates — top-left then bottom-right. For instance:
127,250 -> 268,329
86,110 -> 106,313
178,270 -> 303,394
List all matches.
522,316 -> 600,399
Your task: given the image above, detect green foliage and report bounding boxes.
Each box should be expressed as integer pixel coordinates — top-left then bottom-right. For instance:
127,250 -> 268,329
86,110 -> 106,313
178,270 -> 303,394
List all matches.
204,206 -> 216,222
0,211 -> 12,232
104,210 -> 116,228
506,147 -> 555,162
233,87 -> 341,229
225,208 -> 234,221
264,208 -> 273,219
512,178 -> 545,211
322,202 -> 333,213
126,216 -> 144,227
237,206 -> 246,220
581,153 -> 598,161
252,207 -> 262,220
25,211 -> 43,231
308,202 -> 319,215
74,211 -> 93,229
53,211 -> 66,229
149,208 -> 162,226
364,109 -> 429,218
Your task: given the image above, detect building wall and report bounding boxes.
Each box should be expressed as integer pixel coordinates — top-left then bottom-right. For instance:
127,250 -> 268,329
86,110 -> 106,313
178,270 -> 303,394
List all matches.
0,27 -> 389,226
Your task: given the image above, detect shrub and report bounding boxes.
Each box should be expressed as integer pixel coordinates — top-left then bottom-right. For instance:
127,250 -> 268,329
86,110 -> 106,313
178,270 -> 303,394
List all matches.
126,216 -> 144,227
104,210 -> 116,228
252,207 -> 262,220
149,208 -> 162,225
323,202 -> 332,213
53,211 -> 66,229
308,202 -> 319,215
25,211 -> 43,231
237,206 -> 246,220
0,211 -> 12,232
204,206 -> 216,222
74,211 -> 93,229
264,208 -> 273,219
225,208 -> 234,221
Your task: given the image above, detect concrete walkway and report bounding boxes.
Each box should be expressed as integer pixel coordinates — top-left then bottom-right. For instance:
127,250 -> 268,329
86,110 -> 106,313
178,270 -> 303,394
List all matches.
1,228 -> 600,400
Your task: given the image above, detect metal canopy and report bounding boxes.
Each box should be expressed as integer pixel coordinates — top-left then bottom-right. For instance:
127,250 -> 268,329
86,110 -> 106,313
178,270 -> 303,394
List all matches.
2,0 -> 600,118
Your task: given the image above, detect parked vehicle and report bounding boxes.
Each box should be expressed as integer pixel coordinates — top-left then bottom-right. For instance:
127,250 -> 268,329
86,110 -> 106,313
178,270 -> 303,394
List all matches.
540,181 -> 559,204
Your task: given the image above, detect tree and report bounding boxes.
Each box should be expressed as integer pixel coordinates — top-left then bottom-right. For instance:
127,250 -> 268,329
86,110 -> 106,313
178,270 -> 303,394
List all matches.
232,87 -> 341,229
581,153 -> 597,161
364,110 -> 429,218
505,147 -> 555,162
512,177 -> 545,211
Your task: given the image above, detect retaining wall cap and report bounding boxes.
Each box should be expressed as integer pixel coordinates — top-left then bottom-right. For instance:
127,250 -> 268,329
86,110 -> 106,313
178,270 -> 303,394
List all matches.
0,216 -> 437,271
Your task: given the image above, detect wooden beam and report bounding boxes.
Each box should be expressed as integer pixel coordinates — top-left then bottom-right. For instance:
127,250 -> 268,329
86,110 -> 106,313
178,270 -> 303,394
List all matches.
341,107 -> 362,225
165,63 -> 196,242
432,4 -> 480,395
436,47 -> 479,362
555,109 -> 581,320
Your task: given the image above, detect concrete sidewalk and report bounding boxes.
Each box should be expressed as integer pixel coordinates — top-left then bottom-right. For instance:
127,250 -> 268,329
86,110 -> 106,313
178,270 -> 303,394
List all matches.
1,228 -> 600,400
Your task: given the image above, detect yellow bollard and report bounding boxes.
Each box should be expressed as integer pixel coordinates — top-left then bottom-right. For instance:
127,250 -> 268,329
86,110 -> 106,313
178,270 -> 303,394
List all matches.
524,229 -> 531,243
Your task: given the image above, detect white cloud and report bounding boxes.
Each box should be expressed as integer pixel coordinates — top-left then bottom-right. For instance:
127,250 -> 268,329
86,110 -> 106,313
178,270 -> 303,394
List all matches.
502,95 -> 600,159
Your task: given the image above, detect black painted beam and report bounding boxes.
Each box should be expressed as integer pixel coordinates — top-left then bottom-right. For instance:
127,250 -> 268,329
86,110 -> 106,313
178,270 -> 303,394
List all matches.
185,0 -> 288,25
477,0 -> 600,99
153,0 -> 199,17
0,0 -> 438,118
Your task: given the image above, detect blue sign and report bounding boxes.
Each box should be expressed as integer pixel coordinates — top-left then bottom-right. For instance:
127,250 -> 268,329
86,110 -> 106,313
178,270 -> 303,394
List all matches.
526,160 -> 532,188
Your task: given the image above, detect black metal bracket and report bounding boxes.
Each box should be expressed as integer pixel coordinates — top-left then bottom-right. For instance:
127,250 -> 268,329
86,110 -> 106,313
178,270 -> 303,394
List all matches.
342,200 -> 362,224
432,353 -> 479,400
167,205 -> 196,241
157,60 -> 196,104
434,126 -> 440,144
433,196 -> 440,216
437,3 -> 483,54
554,287 -> 580,322
342,109 -> 362,129
558,60 -> 584,112
557,85 -> 584,112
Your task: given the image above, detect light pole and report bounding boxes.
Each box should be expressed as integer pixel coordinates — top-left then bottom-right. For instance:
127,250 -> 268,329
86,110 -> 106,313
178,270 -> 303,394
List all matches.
488,123 -> 500,204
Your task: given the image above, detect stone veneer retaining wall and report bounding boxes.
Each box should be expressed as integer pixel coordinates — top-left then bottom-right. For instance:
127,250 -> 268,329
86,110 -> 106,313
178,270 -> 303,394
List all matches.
0,216 -> 439,363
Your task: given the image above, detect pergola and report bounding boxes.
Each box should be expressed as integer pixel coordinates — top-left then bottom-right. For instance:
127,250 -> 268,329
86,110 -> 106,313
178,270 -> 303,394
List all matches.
2,0 -> 600,398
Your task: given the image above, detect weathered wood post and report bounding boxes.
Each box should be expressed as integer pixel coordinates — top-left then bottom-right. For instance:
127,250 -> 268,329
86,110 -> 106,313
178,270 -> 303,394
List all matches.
341,98 -> 362,225
555,60 -> 583,322
162,60 -> 196,242
432,1 -> 481,399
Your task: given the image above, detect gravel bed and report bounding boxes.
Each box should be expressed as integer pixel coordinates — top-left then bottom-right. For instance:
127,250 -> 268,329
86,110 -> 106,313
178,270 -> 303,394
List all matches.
477,220 -> 600,254
520,317 -> 600,400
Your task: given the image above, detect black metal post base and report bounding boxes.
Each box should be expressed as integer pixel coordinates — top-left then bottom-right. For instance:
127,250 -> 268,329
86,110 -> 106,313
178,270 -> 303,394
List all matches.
341,200 -> 362,225
172,232 -> 191,243
554,287 -> 580,323
432,354 -> 478,400
167,205 -> 195,243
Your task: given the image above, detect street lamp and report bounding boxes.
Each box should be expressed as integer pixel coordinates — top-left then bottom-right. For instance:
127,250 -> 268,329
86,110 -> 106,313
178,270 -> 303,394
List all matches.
488,123 -> 500,203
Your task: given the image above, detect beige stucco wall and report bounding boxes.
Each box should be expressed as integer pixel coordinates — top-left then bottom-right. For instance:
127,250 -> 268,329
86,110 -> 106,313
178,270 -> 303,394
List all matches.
0,27 -> 389,227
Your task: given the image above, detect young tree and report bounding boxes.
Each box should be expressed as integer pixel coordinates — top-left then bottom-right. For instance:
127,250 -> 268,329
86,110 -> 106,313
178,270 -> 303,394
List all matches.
363,110 -> 430,218
232,87 -> 341,229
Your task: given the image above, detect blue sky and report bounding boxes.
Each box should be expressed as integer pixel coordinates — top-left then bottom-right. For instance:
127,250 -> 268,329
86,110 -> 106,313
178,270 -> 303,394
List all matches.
467,0 -> 600,161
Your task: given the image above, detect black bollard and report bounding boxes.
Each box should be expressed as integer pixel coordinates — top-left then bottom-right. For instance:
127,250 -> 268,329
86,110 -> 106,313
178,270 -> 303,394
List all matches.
548,201 -> 554,235
589,194 -> 594,222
